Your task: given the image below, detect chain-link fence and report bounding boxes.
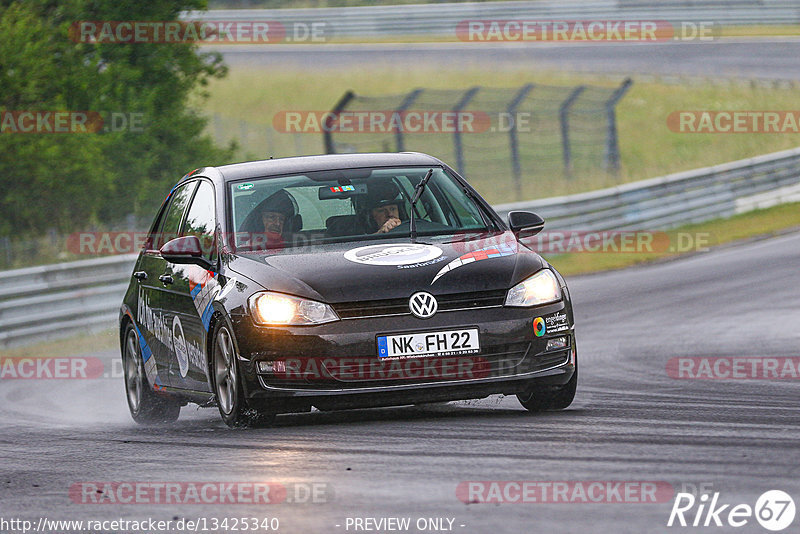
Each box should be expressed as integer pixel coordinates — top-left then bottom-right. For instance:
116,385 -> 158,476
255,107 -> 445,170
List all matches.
323,80 -> 631,202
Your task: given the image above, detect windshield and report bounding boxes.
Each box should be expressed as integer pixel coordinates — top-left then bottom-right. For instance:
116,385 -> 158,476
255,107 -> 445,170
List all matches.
228,166 -> 491,251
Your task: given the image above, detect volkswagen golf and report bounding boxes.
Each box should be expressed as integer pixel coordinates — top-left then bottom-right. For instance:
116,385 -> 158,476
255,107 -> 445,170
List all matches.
119,152 -> 577,427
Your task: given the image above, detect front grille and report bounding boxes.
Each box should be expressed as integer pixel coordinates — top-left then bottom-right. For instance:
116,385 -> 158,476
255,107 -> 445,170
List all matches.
332,289 -> 507,319
259,341 -> 531,390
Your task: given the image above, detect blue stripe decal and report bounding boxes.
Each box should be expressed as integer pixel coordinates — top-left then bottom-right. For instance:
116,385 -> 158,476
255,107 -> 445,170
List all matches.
190,283 -> 203,298
201,304 -> 214,331
136,326 -> 153,362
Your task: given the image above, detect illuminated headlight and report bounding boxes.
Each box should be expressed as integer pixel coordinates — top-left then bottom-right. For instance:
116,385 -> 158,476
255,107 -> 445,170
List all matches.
505,269 -> 562,307
249,292 -> 339,326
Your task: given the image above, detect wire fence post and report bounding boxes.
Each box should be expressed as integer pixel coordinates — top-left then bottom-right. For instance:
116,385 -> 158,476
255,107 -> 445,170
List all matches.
265,125 -> 274,157
324,90 -> 355,154
559,85 -> 585,180
1,236 -> 11,269
239,120 -> 248,148
506,83 -> 535,201
213,113 -> 223,144
603,78 -> 633,176
394,88 -> 423,152
453,86 -> 480,176
294,133 -> 304,156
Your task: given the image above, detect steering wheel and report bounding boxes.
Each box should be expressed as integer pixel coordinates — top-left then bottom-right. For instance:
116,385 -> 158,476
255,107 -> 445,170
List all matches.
386,220 -> 411,233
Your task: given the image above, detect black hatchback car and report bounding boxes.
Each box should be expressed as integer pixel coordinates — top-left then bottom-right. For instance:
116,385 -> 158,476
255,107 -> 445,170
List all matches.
119,152 -> 577,426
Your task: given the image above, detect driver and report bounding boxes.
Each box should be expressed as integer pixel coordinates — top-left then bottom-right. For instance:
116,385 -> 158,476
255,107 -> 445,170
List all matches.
359,182 -> 406,234
252,190 -> 296,249
370,200 -> 401,234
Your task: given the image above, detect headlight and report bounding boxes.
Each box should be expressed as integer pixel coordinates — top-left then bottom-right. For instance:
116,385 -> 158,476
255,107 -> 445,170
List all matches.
505,269 -> 562,307
248,292 -> 339,325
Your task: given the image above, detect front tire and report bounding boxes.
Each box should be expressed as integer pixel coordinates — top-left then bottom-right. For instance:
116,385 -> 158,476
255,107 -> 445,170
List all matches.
122,324 -> 181,424
212,320 -> 275,428
517,357 -> 577,412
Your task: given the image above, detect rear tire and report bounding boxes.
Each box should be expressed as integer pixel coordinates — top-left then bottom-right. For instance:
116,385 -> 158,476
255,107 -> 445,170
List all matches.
517,361 -> 577,412
122,324 -> 181,424
212,320 -> 275,428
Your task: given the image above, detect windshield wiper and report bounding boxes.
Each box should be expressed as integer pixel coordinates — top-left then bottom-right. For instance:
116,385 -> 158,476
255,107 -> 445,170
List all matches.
409,168 -> 433,242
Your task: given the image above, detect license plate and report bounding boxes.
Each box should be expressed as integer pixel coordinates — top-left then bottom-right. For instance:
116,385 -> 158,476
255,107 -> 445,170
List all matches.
377,328 -> 480,359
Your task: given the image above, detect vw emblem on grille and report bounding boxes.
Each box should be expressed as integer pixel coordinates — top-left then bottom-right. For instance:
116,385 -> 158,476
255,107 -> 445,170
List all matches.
409,291 -> 438,319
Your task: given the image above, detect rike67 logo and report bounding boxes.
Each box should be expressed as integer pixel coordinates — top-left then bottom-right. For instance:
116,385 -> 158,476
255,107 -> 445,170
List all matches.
668,489 -> 795,531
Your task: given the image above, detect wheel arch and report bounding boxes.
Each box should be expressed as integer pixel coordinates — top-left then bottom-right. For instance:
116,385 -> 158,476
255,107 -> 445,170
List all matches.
205,305 -> 237,390
119,306 -> 136,359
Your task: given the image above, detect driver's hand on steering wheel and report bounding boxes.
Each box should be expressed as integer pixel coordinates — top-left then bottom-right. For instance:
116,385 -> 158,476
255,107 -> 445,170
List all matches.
376,217 -> 401,233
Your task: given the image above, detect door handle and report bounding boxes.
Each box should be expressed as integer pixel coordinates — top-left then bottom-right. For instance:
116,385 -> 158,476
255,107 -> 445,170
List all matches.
158,274 -> 174,285
133,271 -> 147,281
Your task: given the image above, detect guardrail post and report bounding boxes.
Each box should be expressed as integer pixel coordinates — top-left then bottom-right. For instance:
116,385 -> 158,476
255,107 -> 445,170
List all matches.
453,86 -> 480,176
324,90 -> 355,154
507,83 -> 535,200
394,89 -> 423,152
559,85 -> 585,179
603,78 -> 633,176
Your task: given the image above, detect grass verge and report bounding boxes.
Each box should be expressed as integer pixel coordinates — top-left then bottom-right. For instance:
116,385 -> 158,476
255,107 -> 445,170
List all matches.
0,329 -> 117,359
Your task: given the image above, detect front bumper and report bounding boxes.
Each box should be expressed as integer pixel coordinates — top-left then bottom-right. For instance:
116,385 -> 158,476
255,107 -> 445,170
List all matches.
230,301 -> 575,411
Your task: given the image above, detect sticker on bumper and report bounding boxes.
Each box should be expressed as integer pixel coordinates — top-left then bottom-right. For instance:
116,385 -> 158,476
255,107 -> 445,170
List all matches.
534,311 -> 570,336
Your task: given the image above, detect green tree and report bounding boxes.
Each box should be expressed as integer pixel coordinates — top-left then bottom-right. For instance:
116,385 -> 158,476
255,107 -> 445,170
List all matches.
0,0 -> 233,237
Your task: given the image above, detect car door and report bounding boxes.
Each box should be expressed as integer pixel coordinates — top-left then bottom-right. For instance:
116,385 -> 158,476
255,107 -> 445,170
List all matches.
129,198 -> 172,391
164,179 -> 219,392
140,180 -> 198,388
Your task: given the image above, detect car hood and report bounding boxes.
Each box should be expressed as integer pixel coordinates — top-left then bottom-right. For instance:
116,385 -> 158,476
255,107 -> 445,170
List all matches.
226,231 -> 544,303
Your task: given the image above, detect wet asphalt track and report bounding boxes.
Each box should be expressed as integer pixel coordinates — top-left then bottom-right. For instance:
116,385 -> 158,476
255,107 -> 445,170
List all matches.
215,39 -> 800,80
1,230 -> 799,533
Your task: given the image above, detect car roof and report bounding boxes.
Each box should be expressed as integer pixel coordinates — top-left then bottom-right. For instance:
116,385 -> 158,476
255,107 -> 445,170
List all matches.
210,152 -> 444,182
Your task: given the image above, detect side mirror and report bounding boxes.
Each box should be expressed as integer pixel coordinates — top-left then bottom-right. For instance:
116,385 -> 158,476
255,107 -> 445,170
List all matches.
508,211 -> 545,239
160,236 -> 214,269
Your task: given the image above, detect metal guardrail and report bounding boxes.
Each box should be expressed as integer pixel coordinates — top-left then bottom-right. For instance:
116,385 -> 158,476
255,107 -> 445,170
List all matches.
186,1 -> 800,38
0,254 -> 137,348
493,146 -> 800,228
2,145 -> 800,348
